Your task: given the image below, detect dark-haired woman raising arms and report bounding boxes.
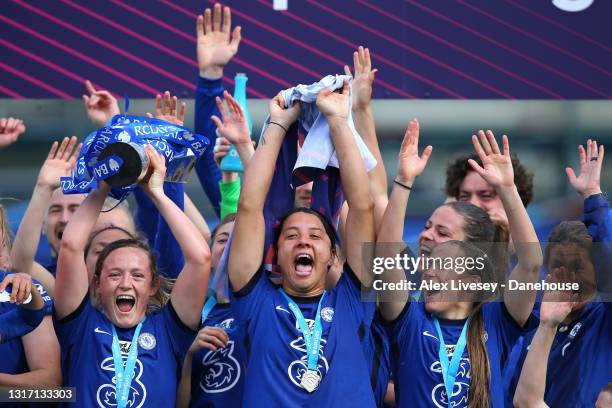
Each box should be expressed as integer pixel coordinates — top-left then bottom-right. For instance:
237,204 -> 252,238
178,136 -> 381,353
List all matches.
54,147 -> 211,407
227,80 -> 377,406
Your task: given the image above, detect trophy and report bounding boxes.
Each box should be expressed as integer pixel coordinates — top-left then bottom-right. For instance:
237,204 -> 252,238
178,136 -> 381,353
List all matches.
98,142 -> 149,187
61,115 -> 209,201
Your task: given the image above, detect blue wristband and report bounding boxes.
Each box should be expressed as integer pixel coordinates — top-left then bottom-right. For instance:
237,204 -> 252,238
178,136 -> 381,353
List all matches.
0,307 -> 45,343
17,305 -> 46,328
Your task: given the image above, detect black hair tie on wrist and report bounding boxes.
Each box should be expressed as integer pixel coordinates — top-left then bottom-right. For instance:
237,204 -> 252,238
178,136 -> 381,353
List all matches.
394,179 -> 412,190
269,121 -> 288,133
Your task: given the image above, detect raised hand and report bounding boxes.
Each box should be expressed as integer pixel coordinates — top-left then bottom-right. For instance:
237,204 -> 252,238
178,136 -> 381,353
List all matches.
344,46 -> 378,111
566,139 -> 604,199
0,272 -> 33,305
210,91 -> 250,145
82,80 -> 120,127
197,4 -> 241,79
0,117 -> 26,149
269,92 -> 301,130
540,268 -> 576,326
396,119 -> 432,184
140,145 -> 167,198
146,91 -> 186,126
213,136 -> 231,167
468,130 -> 514,190
316,79 -> 350,120
37,137 -> 81,189
487,207 -> 510,232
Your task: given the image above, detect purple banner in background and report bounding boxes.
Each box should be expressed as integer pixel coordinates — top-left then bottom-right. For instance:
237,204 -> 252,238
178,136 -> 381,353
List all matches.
1,0 -> 610,99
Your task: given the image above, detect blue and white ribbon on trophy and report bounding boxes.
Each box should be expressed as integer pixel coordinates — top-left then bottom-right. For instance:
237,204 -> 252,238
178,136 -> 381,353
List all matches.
61,113 -> 209,202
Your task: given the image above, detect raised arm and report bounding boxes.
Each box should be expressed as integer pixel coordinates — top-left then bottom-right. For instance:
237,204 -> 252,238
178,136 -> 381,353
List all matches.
140,146 -> 211,330
468,130 -> 542,326
29,263 -> 55,298
514,273 -> 575,408
377,119 -> 432,321
184,192 -> 211,241
567,139 -> 608,239
82,80 -> 120,127
136,90 -> 187,251
567,139 -> 612,301
228,94 -> 300,291
212,91 -> 256,168
211,91 -> 255,218
55,183 -> 110,319
144,91 -> 191,279
316,79 -> 375,285
0,117 -> 26,149
196,4 -> 241,81
10,137 -> 80,296
344,46 -> 387,231
194,4 -> 241,216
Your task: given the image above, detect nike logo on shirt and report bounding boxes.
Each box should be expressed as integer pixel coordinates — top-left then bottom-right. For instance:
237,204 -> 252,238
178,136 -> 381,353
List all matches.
94,327 -> 112,336
276,305 -> 290,314
422,331 -> 439,342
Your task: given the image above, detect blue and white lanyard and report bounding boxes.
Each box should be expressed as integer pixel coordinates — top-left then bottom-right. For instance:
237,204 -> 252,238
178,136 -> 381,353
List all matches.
279,289 -> 326,372
111,320 -> 144,408
432,315 -> 471,408
200,296 -> 218,325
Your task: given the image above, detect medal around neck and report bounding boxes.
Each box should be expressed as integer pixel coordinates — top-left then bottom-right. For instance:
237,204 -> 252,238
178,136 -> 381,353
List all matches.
111,321 -> 144,408
278,289 -> 327,394
61,114 -> 209,202
300,370 -> 321,393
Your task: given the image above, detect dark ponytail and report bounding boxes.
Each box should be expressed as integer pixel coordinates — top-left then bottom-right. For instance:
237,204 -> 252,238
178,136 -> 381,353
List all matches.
439,240 -> 496,407
434,205 -> 512,407
467,303 -> 490,408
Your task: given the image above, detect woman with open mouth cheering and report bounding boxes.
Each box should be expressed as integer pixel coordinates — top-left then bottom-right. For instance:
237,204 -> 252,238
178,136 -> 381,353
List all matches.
378,125 -> 542,408
53,146 -> 211,408
226,79 -> 377,406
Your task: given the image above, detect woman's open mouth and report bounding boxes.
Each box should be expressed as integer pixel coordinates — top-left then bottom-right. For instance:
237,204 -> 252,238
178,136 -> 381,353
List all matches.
116,294 -> 136,313
294,254 -> 314,277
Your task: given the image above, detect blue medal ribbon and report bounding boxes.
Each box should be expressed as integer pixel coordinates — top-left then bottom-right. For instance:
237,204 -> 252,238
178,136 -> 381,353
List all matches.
278,289 -> 326,373
432,315 -> 471,408
200,296 -> 218,325
111,320 -> 144,408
